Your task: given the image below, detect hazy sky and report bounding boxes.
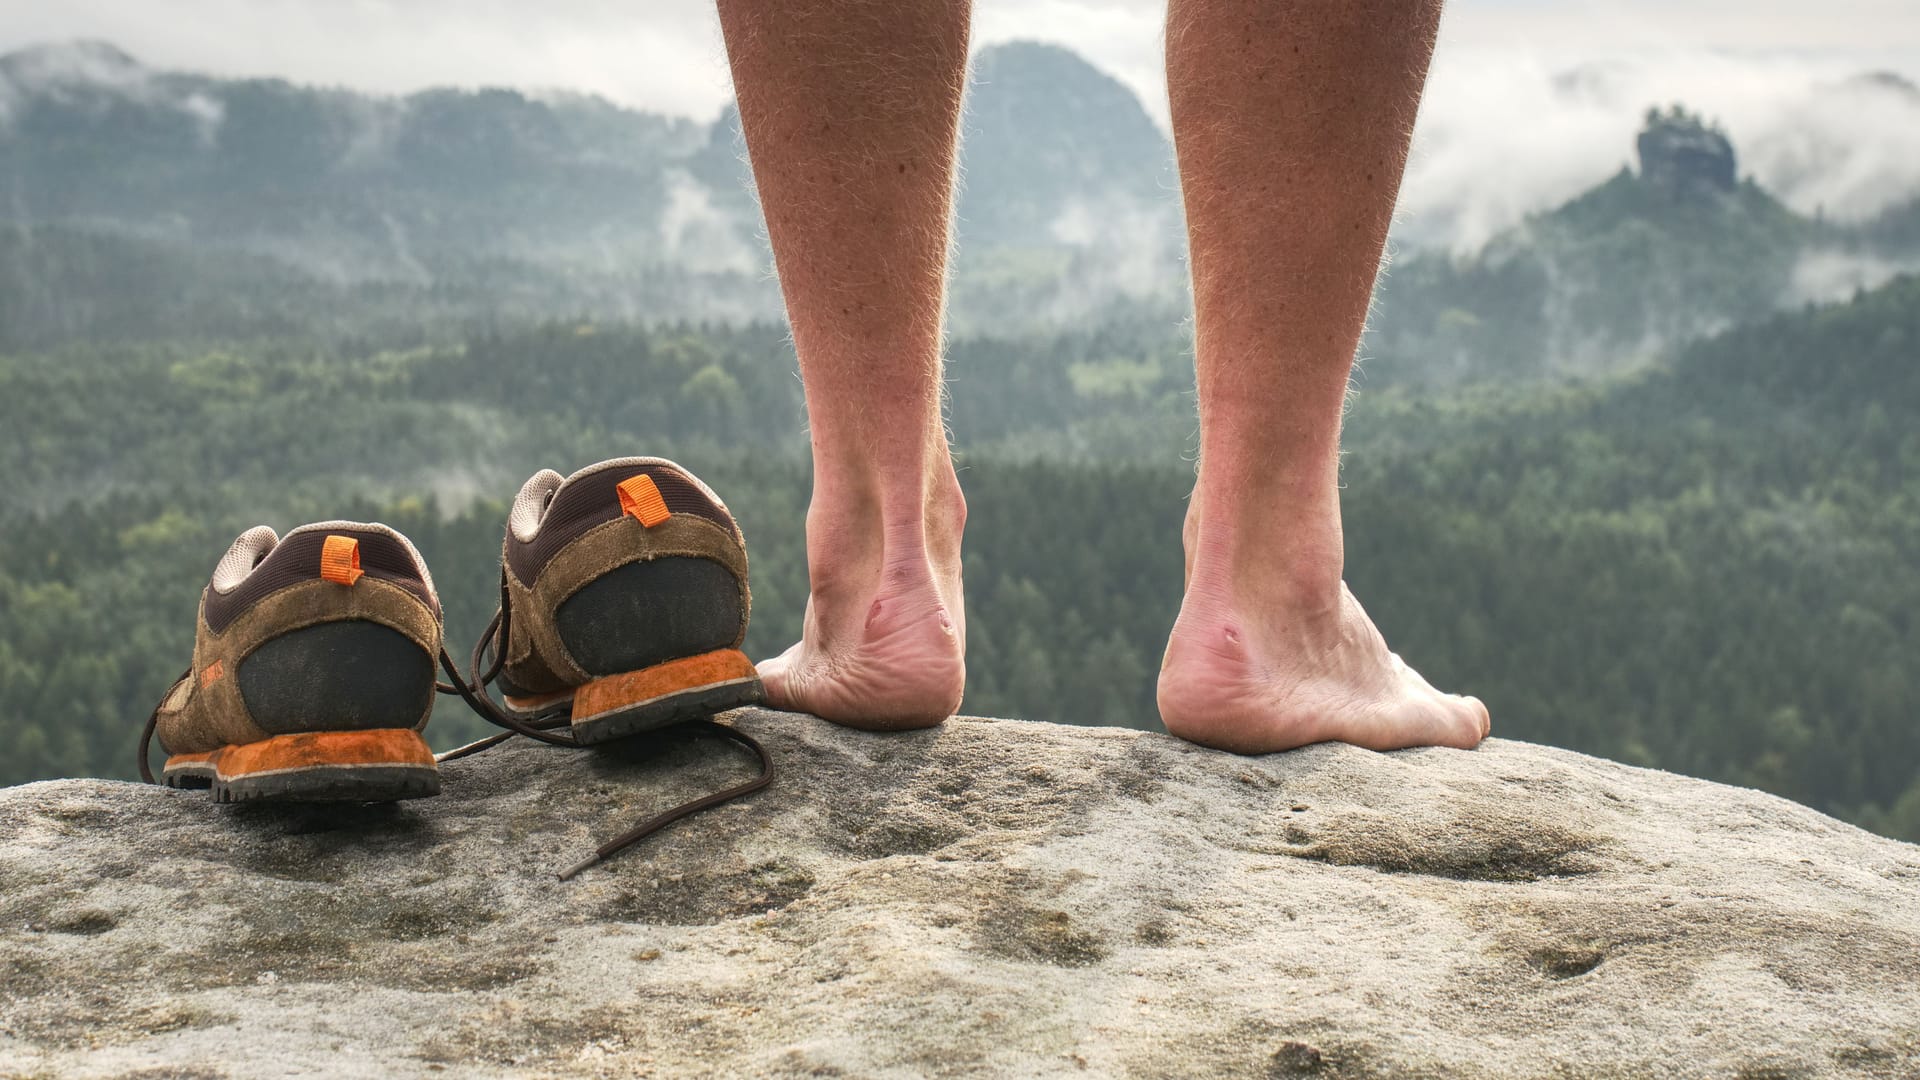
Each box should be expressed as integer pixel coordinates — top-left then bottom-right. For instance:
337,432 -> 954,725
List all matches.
4,1 -> 1918,246
3,0 -> 1915,121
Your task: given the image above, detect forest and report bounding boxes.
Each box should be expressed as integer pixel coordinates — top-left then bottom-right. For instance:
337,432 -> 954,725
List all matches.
3,273 -> 1918,844
4,41 -> 1919,848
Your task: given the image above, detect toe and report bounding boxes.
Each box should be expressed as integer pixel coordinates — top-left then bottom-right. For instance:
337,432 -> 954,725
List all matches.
1455,694 -> 1491,746
755,645 -> 803,712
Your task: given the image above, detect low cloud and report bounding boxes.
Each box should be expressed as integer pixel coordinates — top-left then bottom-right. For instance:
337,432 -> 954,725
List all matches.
1785,249 -> 1920,305
1401,50 -> 1920,250
3,4 -> 1917,258
659,169 -> 758,275
1042,194 -> 1185,317
0,40 -> 223,141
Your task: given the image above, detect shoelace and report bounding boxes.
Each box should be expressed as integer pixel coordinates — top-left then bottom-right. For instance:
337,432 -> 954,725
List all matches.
137,570 -> 775,880
430,577 -> 774,879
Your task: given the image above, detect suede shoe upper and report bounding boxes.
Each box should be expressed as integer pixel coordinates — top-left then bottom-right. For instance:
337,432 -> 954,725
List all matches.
154,521 -> 442,757
495,457 -> 751,699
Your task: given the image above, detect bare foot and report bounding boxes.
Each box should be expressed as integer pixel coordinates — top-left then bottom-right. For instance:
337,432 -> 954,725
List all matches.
758,476 -> 967,730
1158,510 -> 1488,753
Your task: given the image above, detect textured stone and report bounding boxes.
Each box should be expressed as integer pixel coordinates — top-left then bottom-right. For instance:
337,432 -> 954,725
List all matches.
1637,108 -> 1738,197
3,711 -> 1919,1078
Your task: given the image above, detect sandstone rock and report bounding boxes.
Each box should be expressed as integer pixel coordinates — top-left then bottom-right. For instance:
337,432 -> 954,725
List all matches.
1638,106 -> 1738,198
3,712 -> 1918,1077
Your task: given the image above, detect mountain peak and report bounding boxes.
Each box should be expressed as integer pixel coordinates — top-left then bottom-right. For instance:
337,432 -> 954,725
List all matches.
1635,104 -> 1737,198
957,39 -> 1175,250
969,39 -> 1151,117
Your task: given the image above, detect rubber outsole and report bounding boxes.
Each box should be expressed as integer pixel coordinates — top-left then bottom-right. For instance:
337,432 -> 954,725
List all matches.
570,677 -> 765,745
212,765 -> 440,803
560,649 -> 764,745
161,729 -> 440,803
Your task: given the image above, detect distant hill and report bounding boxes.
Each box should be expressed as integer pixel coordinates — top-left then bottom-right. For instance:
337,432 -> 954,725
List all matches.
0,38 -> 741,309
5,40 -> 1917,354
1364,108 -> 1918,383
0,42 -> 703,275
3,273 -> 1918,838
948,42 -> 1183,323
0,39 -> 1182,331
1342,273 -> 1920,837
956,41 -> 1175,250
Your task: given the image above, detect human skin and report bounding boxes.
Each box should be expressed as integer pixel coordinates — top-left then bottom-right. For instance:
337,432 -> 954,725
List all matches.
716,0 -> 971,729
1156,0 -> 1488,751
716,0 -> 1488,751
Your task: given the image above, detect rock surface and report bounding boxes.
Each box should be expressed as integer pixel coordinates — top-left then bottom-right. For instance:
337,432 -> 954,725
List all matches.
4,712 -> 1919,1078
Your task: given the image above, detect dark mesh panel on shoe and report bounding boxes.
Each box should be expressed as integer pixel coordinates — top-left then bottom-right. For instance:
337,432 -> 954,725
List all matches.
507,463 -> 738,587
554,557 -> 744,676
204,529 -> 439,633
238,621 -> 436,734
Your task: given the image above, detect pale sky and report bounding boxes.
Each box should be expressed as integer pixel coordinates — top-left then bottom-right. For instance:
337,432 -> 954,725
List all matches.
2,0 -> 1916,123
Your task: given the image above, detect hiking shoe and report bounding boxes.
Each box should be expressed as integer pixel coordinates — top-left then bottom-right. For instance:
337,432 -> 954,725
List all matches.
480,456 -> 764,745
138,522 -> 444,802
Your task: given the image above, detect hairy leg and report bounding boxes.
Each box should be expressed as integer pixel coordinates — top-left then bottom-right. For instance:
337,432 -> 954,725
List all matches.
717,0 -> 969,728
1157,0 -> 1489,752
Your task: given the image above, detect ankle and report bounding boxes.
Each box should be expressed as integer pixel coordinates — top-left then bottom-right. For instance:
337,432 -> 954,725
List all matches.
804,451 -> 963,595
1181,491 -> 1344,618
810,446 -> 963,541
922,462 -> 966,549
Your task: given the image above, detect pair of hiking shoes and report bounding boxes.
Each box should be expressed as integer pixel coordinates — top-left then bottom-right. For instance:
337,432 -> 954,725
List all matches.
136,457 -> 771,879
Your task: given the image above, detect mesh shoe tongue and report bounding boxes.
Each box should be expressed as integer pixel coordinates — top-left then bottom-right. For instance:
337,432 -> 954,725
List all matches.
508,469 -> 566,544
209,526 -> 279,594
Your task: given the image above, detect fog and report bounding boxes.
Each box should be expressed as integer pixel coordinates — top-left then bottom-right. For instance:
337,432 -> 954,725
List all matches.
3,1 -> 1916,255
1404,50 -> 1920,250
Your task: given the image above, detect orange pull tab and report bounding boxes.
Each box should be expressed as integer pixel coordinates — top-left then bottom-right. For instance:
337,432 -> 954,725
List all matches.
617,474 -> 671,527
320,535 -> 365,585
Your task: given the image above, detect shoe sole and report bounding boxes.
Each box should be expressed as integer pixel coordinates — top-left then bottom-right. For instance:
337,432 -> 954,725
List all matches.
162,729 -> 441,803
566,648 -> 765,745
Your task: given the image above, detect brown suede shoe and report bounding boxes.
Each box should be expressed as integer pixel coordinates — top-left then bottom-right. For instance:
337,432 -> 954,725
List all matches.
138,521 -> 443,802
478,456 -> 764,745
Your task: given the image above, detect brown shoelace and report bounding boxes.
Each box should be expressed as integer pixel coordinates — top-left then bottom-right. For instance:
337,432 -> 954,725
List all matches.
431,572 -> 774,880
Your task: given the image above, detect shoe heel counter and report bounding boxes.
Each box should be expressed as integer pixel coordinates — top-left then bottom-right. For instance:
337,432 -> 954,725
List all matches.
555,556 -> 747,677
238,619 -> 438,735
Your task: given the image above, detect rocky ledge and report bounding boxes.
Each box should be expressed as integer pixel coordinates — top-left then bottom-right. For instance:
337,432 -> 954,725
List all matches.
3,712 -> 1919,1078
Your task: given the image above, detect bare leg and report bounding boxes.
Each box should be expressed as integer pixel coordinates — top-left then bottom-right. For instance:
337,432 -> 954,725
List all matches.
1157,0 -> 1489,752
717,0 -> 968,728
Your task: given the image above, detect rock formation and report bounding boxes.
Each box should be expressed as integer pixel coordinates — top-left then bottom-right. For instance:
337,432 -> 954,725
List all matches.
4,711 -> 1918,1077
1638,105 -> 1738,197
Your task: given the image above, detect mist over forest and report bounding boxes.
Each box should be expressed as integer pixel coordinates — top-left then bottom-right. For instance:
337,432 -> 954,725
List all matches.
6,39 -> 1920,339
2,39 -> 1918,844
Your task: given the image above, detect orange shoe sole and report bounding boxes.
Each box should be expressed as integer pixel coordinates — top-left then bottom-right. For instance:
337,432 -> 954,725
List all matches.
569,648 -> 764,745
161,729 -> 440,803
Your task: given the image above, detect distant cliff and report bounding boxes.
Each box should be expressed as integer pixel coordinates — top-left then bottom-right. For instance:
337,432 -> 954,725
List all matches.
1638,105 -> 1738,198
3,711 -> 1916,1076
